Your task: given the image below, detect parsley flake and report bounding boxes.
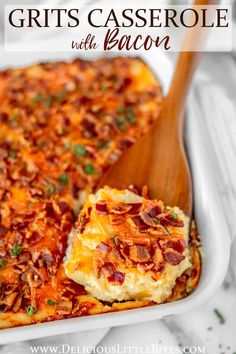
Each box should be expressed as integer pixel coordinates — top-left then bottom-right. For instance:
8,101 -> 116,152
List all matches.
113,236 -> 119,246
25,305 -> 36,316
74,144 -> 86,157
214,308 -> 225,324
0,260 -> 6,269
84,163 -> 95,175
10,245 -> 22,257
32,93 -> 42,104
58,173 -> 69,185
49,184 -> 55,194
47,299 -> 57,306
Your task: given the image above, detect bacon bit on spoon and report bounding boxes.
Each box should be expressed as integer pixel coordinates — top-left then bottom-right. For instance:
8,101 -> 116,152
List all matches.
101,262 -> 115,277
147,205 -> 163,218
163,250 -> 185,266
78,215 -> 90,233
131,215 -> 150,231
159,239 -> 186,254
129,245 -> 150,263
159,214 -> 184,227
56,300 -> 73,315
139,211 -> 159,227
127,203 -> 142,214
151,240 -> 164,269
108,270 -> 125,285
95,201 -> 109,214
110,203 -> 131,214
109,214 -> 125,225
96,242 -> 111,254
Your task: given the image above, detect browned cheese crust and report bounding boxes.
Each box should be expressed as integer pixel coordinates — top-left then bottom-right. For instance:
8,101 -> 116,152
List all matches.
0,57 -> 200,329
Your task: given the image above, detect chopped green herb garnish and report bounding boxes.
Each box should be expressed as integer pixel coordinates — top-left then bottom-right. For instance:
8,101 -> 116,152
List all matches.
32,93 -> 42,104
10,245 -> 22,257
170,211 -> 178,219
58,173 -> 69,185
101,84 -> 107,92
214,308 -> 225,324
109,233 -> 119,245
127,111 -> 137,124
117,105 -> 126,113
84,163 -> 95,175
80,216 -> 86,223
1,260 -> 6,269
117,123 -> 127,132
117,115 -> 126,124
48,184 -> 55,195
154,219 -> 160,225
44,96 -> 52,109
74,144 -> 86,157
9,149 -> 16,159
25,305 -> 36,316
28,203 -> 33,209
113,236 -> 119,246
163,226 -> 170,234
47,299 -> 57,306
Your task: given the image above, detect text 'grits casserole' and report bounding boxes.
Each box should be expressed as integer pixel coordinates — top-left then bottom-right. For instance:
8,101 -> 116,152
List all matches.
0,57 -> 201,329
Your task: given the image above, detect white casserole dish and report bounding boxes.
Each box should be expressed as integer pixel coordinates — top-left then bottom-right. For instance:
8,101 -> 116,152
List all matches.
0,51 -> 231,344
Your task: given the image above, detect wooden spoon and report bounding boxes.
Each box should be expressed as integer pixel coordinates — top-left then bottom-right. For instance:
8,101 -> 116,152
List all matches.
97,0 -> 214,217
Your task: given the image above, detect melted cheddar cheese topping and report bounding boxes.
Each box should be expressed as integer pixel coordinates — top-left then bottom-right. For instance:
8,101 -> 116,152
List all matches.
0,56 -> 201,329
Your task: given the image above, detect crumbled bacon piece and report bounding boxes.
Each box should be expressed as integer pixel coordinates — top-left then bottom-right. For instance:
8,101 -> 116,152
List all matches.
129,245 -> 150,263
56,300 -> 73,315
28,231 -> 42,244
148,205 -> 162,217
101,262 -> 114,277
96,242 -> 111,254
159,214 -> 184,227
132,216 -> 150,231
95,202 -> 109,214
127,203 -> 142,214
108,270 -> 125,285
151,240 -> 164,269
110,203 -> 131,214
139,211 -> 159,227
78,215 -> 89,233
163,251 -> 185,266
159,239 -> 186,254
118,138 -> 134,150
109,214 -> 125,225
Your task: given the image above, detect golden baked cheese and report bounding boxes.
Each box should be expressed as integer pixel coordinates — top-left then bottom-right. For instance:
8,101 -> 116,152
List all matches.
0,56 -> 201,329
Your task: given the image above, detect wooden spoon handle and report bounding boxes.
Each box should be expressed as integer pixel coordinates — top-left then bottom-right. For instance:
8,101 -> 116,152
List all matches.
166,0 -> 218,125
